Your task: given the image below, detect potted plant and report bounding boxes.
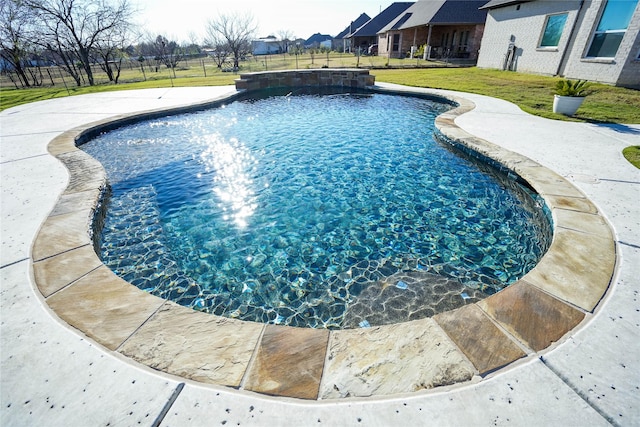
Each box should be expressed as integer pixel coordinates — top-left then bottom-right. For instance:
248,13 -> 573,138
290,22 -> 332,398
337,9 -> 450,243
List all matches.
553,79 -> 592,116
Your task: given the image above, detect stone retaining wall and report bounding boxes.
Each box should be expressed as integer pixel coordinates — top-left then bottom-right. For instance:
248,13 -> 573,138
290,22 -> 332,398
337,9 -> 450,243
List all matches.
235,69 -> 375,91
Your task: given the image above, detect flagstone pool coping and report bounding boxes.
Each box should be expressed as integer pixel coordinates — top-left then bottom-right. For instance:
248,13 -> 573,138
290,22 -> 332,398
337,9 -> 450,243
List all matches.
30,84 -> 615,401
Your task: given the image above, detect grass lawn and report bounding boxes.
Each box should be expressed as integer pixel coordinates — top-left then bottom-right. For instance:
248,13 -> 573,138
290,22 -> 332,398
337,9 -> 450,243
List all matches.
372,68 -> 640,124
622,146 -> 640,169
1,58 -> 639,124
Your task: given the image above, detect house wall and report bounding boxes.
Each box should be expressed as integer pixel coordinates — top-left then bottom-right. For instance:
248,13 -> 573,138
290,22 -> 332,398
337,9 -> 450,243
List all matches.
376,30 -> 417,58
400,26 -> 430,57
378,24 -> 484,60
252,41 -> 281,56
353,36 -> 378,52
616,33 -> 640,88
472,25 -> 486,60
425,25 -> 485,60
377,32 -> 390,57
477,0 -> 640,88
333,38 -> 351,52
561,0 -> 640,88
476,0 -> 583,74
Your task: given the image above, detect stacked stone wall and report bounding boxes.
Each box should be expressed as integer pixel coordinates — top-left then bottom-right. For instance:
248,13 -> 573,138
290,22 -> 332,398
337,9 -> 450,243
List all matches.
235,69 -> 375,91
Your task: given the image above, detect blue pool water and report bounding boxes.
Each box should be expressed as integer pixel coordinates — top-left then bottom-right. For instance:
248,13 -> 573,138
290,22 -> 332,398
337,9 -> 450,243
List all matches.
83,88 -> 551,329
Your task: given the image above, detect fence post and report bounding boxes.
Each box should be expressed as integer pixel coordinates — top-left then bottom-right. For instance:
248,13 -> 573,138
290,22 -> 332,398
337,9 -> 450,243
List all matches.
58,68 -> 70,95
46,68 -> 55,86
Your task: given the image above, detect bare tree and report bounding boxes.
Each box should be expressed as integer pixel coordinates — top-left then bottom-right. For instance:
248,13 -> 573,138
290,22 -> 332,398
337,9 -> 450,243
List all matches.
203,30 -> 230,69
181,38 -> 201,67
92,24 -> 136,84
277,30 -> 294,59
151,35 -> 183,76
93,41 -> 126,84
0,0 -> 39,87
26,0 -> 134,86
205,12 -> 257,70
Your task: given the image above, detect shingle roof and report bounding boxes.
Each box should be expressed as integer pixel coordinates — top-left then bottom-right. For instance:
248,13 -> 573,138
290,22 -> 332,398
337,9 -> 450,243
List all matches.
335,13 -> 371,39
391,12 -> 413,29
350,2 -> 414,37
429,0 -> 489,23
305,33 -> 333,45
379,0 -> 488,33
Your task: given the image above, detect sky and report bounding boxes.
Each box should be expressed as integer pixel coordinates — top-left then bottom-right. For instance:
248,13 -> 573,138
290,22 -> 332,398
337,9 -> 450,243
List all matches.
133,0 -> 395,43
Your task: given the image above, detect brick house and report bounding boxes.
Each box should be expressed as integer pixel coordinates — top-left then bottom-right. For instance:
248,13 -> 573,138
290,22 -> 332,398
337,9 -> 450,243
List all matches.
476,0 -> 640,88
349,3 -> 414,54
376,0 -> 489,60
333,13 -> 372,52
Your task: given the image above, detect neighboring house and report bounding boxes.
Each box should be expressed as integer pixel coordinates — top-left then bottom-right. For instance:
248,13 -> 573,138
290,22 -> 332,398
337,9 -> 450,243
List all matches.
291,38 -> 306,53
0,55 -> 54,72
349,3 -> 415,54
252,36 -> 282,55
305,33 -> 333,49
476,0 -> 640,88
333,13 -> 371,52
376,0 -> 488,60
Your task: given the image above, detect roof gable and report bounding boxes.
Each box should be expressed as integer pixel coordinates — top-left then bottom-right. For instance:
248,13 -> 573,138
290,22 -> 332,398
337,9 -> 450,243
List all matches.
430,0 -> 488,23
351,2 -> 414,37
380,0 -> 488,33
305,33 -> 333,44
335,13 -> 371,38
391,12 -> 414,29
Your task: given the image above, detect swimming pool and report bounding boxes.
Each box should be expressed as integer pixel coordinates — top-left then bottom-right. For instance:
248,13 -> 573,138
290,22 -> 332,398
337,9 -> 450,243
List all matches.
83,88 -> 551,329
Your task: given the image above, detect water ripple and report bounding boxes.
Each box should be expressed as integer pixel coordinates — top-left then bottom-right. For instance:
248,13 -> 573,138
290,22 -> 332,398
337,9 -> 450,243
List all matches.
83,89 -> 551,329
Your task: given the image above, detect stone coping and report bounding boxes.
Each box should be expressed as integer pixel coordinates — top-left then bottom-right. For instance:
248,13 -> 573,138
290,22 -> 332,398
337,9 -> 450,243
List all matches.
31,83 -> 615,401
235,68 -> 375,91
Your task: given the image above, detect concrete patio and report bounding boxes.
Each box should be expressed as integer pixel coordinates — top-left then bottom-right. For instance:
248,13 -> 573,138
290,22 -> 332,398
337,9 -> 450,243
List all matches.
1,83 -> 639,426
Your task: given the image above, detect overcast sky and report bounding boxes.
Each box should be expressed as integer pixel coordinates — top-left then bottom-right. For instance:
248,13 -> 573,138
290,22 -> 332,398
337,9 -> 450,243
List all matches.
132,0 -> 394,43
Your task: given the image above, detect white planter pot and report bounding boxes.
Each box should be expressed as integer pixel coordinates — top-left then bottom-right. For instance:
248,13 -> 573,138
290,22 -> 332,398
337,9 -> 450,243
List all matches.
553,95 -> 585,116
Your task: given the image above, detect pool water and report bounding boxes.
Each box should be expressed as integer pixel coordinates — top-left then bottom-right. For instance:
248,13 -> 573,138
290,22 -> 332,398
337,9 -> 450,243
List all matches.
83,88 -> 551,329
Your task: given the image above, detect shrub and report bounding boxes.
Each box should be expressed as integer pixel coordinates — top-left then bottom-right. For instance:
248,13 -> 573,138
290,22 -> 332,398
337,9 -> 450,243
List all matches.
554,79 -> 593,97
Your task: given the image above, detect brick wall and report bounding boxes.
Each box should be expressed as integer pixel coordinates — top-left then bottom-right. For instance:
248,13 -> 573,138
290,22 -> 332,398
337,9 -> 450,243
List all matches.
477,0 -> 640,88
477,0 -> 583,74
562,0 -> 640,88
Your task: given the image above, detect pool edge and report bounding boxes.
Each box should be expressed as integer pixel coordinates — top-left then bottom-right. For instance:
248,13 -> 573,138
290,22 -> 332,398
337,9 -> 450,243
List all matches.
30,82 -> 616,401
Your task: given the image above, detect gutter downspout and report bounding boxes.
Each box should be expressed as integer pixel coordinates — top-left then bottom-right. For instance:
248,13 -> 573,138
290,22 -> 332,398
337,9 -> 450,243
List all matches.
556,0 -> 585,76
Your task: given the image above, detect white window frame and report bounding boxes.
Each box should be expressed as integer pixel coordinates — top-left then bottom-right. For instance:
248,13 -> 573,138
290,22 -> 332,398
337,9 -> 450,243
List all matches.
538,12 -> 569,49
585,0 -> 639,59
586,29 -> 627,58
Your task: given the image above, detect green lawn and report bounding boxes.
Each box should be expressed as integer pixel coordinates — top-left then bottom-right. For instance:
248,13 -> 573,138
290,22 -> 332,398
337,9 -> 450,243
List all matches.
372,68 -> 640,124
2,61 -> 639,124
622,146 -> 640,169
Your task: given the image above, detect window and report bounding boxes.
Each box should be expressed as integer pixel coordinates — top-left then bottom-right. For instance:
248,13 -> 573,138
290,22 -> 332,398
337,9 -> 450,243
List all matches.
586,0 -> 639,58
458,31 -> 470,50
539,13 -> 569,47
392,34 -> 400,52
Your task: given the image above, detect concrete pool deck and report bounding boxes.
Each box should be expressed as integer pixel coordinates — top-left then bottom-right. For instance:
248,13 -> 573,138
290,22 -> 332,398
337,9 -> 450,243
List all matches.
1,83 -> 639,425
